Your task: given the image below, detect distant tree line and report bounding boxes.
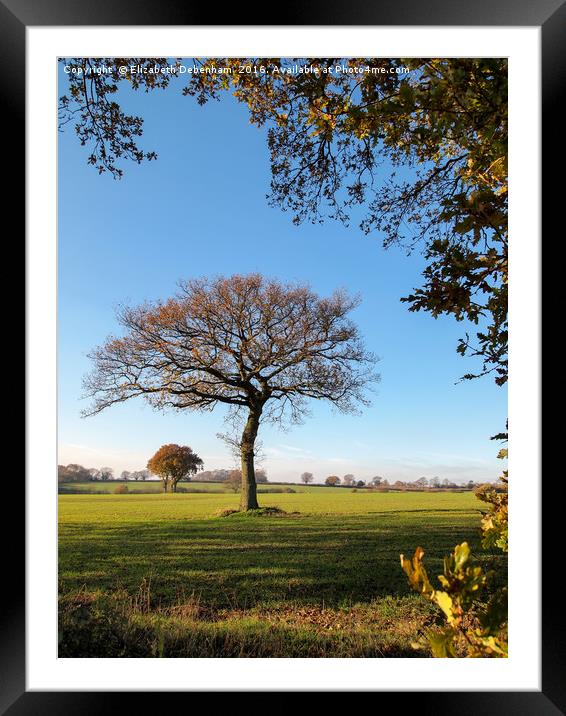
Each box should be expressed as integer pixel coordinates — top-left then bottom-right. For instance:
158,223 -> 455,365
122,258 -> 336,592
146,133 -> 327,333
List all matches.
59,460 -> 478,490
223,469 -> 268,493
198,468 -> 267,484
58,464 -> 113,483
58,464 -> 150,483
314,473 -> 479,489
58,456 -> 271,493
120,469 -> 151,481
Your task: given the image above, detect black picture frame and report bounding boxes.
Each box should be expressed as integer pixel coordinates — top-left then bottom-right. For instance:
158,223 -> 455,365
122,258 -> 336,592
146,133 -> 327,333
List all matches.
11,1 -> 557,711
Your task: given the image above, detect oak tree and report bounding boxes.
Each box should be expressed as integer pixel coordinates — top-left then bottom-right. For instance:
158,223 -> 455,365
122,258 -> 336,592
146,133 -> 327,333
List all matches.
301,471 -> 314,485
147,443 -> 203,493
225,469 -> 242,493
255,468 -> 268,484
99,467 -> 114,481
83,274 -> 377,510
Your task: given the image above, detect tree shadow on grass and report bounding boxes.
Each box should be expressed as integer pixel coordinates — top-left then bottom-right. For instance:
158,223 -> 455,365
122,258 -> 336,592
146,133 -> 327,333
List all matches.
59,512 -> 503,610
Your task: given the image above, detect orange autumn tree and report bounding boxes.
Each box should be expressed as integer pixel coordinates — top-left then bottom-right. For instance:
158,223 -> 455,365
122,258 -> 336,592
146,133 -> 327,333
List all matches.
147,444 -> 203,493
83,274 -> 377,511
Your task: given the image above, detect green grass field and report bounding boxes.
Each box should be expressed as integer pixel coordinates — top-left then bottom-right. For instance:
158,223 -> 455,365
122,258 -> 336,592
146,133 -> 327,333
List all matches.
59,489 -> 502,657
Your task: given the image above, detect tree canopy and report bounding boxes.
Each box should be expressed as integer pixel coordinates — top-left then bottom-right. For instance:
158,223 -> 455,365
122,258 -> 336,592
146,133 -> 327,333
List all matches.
61,57 -> 507,384
301,471 -> 314,484
147,443 -> 203,492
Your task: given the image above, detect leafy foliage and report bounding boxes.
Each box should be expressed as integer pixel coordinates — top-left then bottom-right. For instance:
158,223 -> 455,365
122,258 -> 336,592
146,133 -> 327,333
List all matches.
58,58 -> 176,177
475,460 -> 508,553
400,542 -> 506,657
401,444 -> 508,657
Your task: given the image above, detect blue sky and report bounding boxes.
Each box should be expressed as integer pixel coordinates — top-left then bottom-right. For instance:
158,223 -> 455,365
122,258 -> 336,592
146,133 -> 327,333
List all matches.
57,64 -> 507,483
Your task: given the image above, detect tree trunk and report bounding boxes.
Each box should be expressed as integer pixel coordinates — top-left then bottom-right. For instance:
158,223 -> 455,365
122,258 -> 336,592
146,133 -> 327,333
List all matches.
239,407 -> 261,511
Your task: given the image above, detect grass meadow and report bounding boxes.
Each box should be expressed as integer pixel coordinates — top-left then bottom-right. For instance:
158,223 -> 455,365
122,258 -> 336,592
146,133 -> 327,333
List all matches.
58,487 -> 504,658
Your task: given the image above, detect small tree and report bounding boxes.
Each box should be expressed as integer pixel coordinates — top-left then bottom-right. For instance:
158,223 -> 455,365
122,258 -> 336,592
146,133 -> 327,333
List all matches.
325,475 -> 340,487
225,469 -> 242,493
343,473 -> 355,486
120,470 -> 131,481
147,444 -> 203,493
83,274 -> 377,511
132,468 -> 150,481
255,468 -> 268,484
442,478 -> 456,489
99,467 -> 113,481
301,471 -> 314,485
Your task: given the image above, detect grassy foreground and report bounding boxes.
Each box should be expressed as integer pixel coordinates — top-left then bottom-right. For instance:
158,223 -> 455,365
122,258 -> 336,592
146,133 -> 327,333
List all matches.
59,490 -> 501,657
